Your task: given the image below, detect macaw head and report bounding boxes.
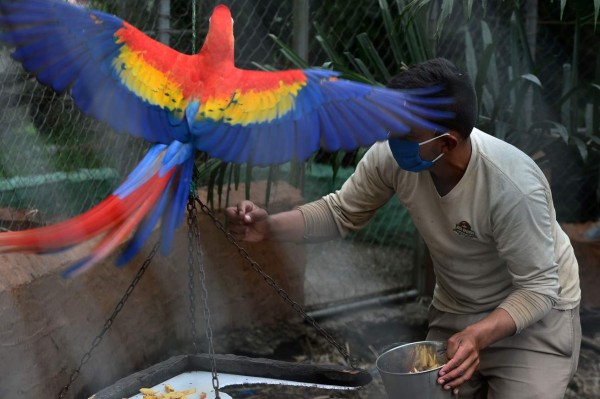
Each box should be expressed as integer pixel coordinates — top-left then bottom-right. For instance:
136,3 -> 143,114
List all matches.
202,5 -> 234,64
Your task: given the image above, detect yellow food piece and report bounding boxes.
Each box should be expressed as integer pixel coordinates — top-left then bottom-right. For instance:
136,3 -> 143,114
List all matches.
412,344 -> 441,372
137,386 -> 198,399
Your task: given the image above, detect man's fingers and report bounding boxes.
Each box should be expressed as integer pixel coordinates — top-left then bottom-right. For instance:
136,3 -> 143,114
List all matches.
438,353 -> 479,390
237,200 -> 255,215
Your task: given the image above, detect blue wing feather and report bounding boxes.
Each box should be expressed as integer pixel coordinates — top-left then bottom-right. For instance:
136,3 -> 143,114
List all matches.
192,67 -> 454,165
114,144 -> 166,198
117,180 -> 172,267
294,112 -> 319,161
115,141 -> 194,263
316,106 -> 343,151
0,0 -> 188,145
159,156 -> 194,255
208,123 -> 245,163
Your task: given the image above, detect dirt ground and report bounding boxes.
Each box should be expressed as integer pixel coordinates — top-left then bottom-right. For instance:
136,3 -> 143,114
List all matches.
215,300 -> 600,399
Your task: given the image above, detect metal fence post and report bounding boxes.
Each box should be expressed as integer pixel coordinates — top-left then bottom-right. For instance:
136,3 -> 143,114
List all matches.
158,0 -> 171,46
293,0 -> 310,62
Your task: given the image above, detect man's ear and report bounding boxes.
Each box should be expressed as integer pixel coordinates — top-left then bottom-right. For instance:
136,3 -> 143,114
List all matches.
441,131 -> 459,152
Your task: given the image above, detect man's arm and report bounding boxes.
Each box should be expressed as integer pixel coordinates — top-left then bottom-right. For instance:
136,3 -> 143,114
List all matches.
265,209 -> 307,242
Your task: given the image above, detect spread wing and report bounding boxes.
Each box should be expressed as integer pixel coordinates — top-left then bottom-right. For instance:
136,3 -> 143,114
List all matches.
190,68 -> 454,166
0,0 -> 193,143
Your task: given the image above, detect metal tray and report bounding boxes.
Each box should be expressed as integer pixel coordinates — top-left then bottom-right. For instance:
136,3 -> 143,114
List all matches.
90,353 -> 372,399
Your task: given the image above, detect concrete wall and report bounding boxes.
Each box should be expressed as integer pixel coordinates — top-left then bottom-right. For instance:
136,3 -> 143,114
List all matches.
0,182 -> 306,398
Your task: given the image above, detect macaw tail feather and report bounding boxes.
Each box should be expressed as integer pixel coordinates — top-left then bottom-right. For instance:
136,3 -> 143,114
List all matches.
0,142 -> 195,278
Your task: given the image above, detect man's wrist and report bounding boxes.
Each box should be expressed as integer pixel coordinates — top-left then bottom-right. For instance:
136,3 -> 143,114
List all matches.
463,309 -> 516,349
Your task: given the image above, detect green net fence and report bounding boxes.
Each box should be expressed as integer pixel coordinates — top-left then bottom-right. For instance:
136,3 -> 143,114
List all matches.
0,0 -> 598,305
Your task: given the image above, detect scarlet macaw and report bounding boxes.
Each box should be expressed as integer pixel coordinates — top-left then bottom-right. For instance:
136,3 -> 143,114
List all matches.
0,0 -> 453,277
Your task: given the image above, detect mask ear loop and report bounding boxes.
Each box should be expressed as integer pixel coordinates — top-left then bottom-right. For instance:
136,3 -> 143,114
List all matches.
418,132 -> 451,146
430,152 -> 445,163
419,132 -> 451,163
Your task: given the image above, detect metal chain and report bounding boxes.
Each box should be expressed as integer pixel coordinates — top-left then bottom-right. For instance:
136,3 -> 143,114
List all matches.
187,196 -> 221,397
191,0 -> 197,54
193,197 -> 357,368
188,199 -> 200,354
57,242 -> 160,399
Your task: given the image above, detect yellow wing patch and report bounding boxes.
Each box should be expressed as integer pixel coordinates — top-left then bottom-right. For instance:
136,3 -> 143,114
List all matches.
112,45 -> 186,111
200,79 -> 307,126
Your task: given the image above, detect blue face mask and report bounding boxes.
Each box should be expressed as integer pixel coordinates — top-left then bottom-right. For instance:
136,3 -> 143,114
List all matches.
389,133 -> 450,172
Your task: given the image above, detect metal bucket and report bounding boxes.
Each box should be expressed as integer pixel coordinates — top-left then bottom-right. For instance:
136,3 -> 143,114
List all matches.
376,341 -> 454,399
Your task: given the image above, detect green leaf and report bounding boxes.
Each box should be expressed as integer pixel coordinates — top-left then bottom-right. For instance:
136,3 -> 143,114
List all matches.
356,33 -> 392,83
233,164 -> 241,191
245,164 -> 253,200
215,162 -> 228,208
314,24 -> 345,68
556,85 -> 586,109
436,0 -> 454,36
400,3 -> 433,62
480,86 -> 494,116
521,73 -> 543,88
464,29 -> 477,84
401,0 -> 431,17
554,122 -> 570,144
572,136 -> 588,161
589,136 -> 600,145
265,165 -> 277,208
511,9 -> 535,72
595,0 -> 600,29
464,0 -> 474,20
345,52 -> 377,83
379,0 -> 404,64
267,34 -> 310,69
509,13 -> 521,78
331,151 -> 345,182
489,74 -> 540,122
480,21 -> 499,97
529,121 -> 570,144
474,43 -> 498,113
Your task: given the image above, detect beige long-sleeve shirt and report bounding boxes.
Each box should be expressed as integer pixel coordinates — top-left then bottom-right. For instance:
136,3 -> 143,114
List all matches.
298,128 -> 581,333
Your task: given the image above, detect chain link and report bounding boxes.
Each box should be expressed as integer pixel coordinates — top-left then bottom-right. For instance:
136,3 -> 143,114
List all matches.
193,197 -> 357,369
187,195 -> 221,397
57,242 -> 160,399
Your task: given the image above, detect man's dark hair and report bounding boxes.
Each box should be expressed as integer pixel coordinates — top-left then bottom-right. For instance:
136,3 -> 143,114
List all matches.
387,58 -> 477,138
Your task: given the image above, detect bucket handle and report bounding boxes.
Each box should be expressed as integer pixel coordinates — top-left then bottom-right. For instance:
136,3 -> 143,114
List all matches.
378,341 -> 448,357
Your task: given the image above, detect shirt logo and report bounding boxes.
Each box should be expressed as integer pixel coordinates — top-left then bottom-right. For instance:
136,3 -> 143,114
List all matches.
453,221 -> 476,239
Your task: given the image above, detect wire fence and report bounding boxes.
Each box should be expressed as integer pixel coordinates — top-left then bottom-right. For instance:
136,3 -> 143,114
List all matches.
0,0 -> 598,305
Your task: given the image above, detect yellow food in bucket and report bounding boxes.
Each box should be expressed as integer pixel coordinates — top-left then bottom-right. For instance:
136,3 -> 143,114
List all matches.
410,343 -> 442,373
